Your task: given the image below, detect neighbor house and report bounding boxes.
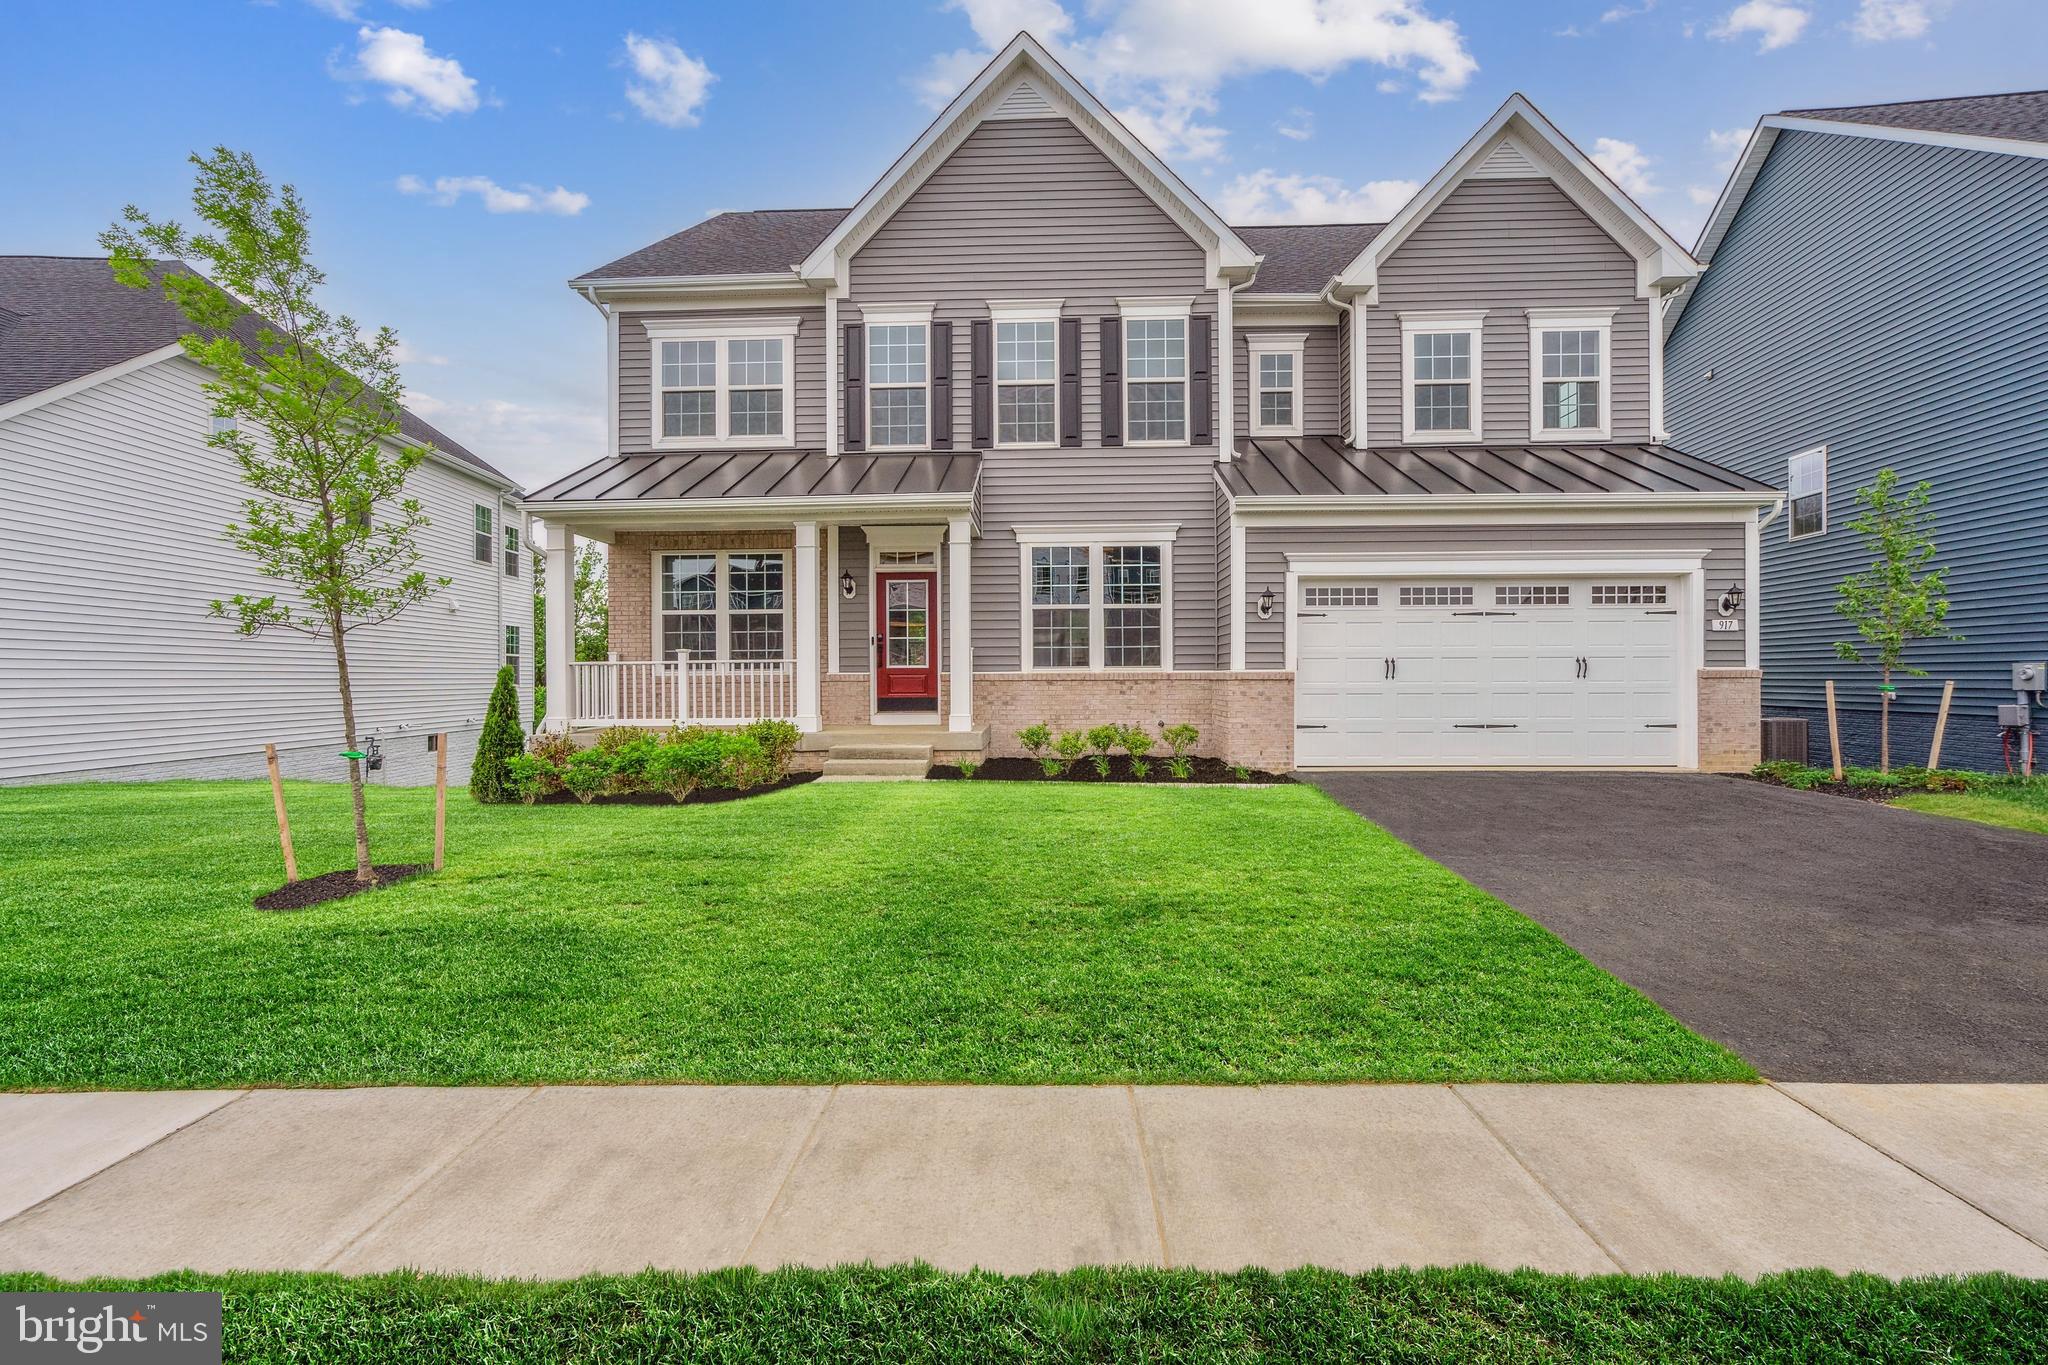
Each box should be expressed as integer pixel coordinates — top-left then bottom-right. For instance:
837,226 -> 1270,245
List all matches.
1667,91 -> 2048,771
0,255 -> 529,785
527,32 -> 1779,773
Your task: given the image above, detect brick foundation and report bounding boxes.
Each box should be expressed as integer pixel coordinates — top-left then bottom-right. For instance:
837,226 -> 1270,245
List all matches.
1698,668 -> 1763,772
973,670 -> 1296,771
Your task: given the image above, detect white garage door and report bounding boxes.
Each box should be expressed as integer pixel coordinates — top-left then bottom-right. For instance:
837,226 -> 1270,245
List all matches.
1294,577 -> 1685,767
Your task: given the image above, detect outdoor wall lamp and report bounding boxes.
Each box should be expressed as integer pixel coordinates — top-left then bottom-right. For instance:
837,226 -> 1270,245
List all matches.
1257,586 -> 1276,621
1718,581 -> 1744,617
840,570 -> 857,600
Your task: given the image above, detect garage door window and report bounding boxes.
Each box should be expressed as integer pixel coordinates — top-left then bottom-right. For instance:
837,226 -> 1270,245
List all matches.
1398,586 -> 1474,607
1495,585 -> 1570,606
1303,586 -> 1377,607
1592,584 -> 1668,606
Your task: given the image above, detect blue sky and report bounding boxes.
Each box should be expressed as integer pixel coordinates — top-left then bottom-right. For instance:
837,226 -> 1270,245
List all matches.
6,0 -> 2043,486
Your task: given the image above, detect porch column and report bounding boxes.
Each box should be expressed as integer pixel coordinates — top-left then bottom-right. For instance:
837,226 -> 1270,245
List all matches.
947,513 -> 974,732
541,520 -> 576,733
793,520 -> 822,732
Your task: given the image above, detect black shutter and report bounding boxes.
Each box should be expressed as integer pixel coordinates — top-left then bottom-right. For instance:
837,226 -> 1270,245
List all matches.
1099,317 -> 1122,447
970,319 -> 993,450
930,320 -> 953,450
1058,316 -> 1081,447
841,322 -> 864,452
1189,314 -> 1213,446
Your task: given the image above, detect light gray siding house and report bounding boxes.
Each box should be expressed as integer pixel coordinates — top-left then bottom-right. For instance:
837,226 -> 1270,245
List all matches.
0,256 -> 528,786
1666,92 -> 2048,771
528,32 -> 1779,772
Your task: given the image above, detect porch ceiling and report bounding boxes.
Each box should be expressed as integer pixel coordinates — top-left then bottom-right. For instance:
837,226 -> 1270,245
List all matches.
527,450 -> 982,504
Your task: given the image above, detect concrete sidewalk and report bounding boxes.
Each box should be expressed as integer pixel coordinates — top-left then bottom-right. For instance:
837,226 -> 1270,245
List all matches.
2,1083 -> 2045,1281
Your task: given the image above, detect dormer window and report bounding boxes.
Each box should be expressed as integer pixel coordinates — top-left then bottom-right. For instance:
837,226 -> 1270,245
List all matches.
867,309 -> 932,450
1246,333 -> 1304,437
1401,311 -> 1484,442
1528,309 -> 1613,440
648,318 -> 798,450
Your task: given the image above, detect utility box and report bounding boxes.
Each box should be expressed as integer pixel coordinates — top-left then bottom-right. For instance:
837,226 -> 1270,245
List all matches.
1999,703 -> 2032,729
2013,662 -> 2048,693
1761,717 -> 1809,763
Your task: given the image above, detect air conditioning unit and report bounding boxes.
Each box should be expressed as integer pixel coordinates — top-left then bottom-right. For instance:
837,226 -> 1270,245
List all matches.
1761,717 -> 1808,764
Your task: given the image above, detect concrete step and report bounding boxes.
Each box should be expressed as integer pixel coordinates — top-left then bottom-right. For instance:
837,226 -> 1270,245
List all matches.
829,745 -> 935,762
820,758 -> 930,779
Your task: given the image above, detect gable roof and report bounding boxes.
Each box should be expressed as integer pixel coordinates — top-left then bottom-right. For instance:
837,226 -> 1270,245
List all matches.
575,208 -> 847,285
1234,223 -> 1385,295
0,256 -> 514,487
1780,89 -> 2048,144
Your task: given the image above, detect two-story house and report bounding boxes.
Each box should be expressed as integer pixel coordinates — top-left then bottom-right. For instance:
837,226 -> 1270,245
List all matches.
528,32 -> 1779,772
1667,91 -> 2048,771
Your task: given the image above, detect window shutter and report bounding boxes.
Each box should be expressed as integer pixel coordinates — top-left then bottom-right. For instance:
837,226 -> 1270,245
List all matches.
1190,314 -> 1213,446
930,320 -> 954,450
1099,317 -> 1122,447
841,323 -> 864,452
1058,317 -> 1081,447
970,318 -> 993,450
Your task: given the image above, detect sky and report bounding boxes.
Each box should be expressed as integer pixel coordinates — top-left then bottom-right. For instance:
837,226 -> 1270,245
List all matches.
6,0 -> 2043,488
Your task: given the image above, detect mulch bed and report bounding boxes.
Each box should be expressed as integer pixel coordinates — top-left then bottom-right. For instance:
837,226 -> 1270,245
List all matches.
1737,772 -> 1941,803
529,772 -> 820,806
255,864 -> 426,911
929,756 -> 1291,785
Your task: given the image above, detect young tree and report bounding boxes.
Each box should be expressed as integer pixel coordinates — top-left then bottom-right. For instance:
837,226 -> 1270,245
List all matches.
102,148 -> 447,884
470,666 -> 524,804
1834,469 -> 1961,773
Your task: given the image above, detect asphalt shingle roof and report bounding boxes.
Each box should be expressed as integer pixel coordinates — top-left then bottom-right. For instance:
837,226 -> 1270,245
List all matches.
573,209 -> 850,283
1232,222 -> 1385,294
1782,90 -> 2048,145
0,256 -> 513,486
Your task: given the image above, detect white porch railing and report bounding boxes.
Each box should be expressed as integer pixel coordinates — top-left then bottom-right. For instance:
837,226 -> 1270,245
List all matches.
568,659 -> 795,728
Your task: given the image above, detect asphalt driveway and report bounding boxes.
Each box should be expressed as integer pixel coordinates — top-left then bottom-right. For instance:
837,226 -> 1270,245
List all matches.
1302,771 -> 2048,1082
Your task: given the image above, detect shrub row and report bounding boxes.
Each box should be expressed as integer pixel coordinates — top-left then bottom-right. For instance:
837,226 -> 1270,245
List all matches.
1013,722 -> 1217,780
508,720 -> 802,804
1752,759 -> 1977,792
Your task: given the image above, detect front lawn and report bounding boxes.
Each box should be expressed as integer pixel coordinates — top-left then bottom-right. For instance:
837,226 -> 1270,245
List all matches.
0,780 -> 1749,1088
6,1267 -> 2040,1363
1894,784 -> 2048,835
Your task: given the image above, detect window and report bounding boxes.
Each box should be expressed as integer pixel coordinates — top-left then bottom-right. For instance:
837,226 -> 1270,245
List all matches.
208,414 -> 238,437
995,318 -> 1057,446
868,317 -> 930,449
1247,334 -> 1304,437
1398,585 -> 1474,607
1122,303 -> 1190,444
1496,585 -> 1569,606
1592,584 -> 1669,606
1788,446 -> 1827,539
504,625 -> 521,677
1303,586 -> 1377,608
1528,310 -> 1612,438
1401,312 -> 1484,441
1021,532 -> 1175,669
502,525 -> 519,577
472,505 -> 492,563
657,551 -> 788,661
648,320 -> 797,448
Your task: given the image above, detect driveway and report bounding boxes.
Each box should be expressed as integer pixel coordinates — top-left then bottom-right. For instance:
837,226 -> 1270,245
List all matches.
1301,771 -> 2048,1082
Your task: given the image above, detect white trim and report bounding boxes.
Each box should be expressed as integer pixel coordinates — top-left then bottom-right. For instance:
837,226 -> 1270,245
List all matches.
864,522 -> 948,553
1646,293 -> 1667,440
987,297 -> 1063,320
1229,517 -> 1248,671
1525,309 -> 1614,442
988,305 -> 1061,449
1246,332 -> 1306,438
794,521 -> 821,731
1400,310 -> 1485,443
1744,511 -> 1762,671
1766,112 -> 2048,162
1216,282 -> 1234,457
1787,444 -> 1828,540
1117,296 -> 1196,319
860,305 -> 936,326
605,305 -> 620,457
1229,493 -> 1777,525
865,535 -> 945,721
1121,306 -> 1193,447
1015,526 -> 1179,673
0,342 -> 182,425
1347,300 -> 1367,447
645,317 -> 800,451
650,546 -> 796,666
1011,522 -> 1180,545
947,513 -> 975,731
825,522 -> 842,673
823,291 -> 840,458
863,314 -> 934,451
533,491 -> 976,525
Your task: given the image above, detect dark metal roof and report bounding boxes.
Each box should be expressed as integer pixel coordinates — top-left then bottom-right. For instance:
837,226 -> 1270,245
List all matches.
573,209 -> 850,283
528,450 -> 982,503
0,256 -> 513,485
1782,90 -> 2048,145
1233,222 -> 1385,294
1222,436 -> 1776,498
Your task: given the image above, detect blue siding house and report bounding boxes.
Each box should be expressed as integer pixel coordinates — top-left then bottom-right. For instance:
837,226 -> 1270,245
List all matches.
1666,92 -> 2048,771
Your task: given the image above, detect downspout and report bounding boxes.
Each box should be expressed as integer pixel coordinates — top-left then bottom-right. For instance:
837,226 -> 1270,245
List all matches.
1319,279 -> 1359,446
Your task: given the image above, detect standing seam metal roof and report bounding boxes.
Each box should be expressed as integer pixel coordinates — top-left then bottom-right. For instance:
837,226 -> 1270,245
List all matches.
1222,436 -> 1775,498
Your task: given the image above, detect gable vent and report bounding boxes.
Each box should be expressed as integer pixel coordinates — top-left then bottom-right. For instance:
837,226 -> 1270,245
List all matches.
1469,138 -> 1542,179
987,78 -> 1055,120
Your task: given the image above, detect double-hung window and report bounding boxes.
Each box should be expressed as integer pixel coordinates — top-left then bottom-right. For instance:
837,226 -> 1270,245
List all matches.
504,625 -> 521,677
1401,311 -> 1484,442
502,524 -> 519,577
657,550 -> 789,662
1020,529 -> 1174,670
991,302 -> 1059,446
1528,309 -> 1612,439
1788,446 -> 1827,540
1247,333 -> 1304,437
649,319 -> 797,449
1121,300 -> 1191,444
472,504 -> 492,563
867,310 -> 931,449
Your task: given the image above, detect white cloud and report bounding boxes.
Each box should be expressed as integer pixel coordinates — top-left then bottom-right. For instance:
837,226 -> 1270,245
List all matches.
346,25 -> 479,116
621,33 -> 716,127
405,390 -> 604,490
1276,107 -> 1314,140
1601,0 -> 1656,20
1687,184 -> 1720,206
1709,1 -> 1810,51
397,174 -> 589,216
1705,125 -> 1750,172
1590,137 -> 1658,197
1216,170 -> 1418,224
1851,0 -> 1946,40
306,0 -> 363,17
919,0 -> 1477,161
1376,78 -> 1403,94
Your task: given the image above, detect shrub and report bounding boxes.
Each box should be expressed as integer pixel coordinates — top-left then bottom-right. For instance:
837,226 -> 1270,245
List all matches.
1230,763 -> 1252,783
532,684 -> 546,731
721,734 -> 773,791
1161,724 -> 1199,758
1053,730 -> 1088,778
1084,725 -> 1121,778
642,732 -> 728,803
468,666 -> 524,804
604,735 -> 662,794
740,718 -> 801,780
1119,725 -> 1154,761
1129,757 -> 1151,780
1017,723 -> 1052,758
1166,755 -> 1194,781
593,725 -> 644,755
504,754 -> 551,805
524,733 -> 577,797
958,759 -> 980,780
561,748 -> 614,804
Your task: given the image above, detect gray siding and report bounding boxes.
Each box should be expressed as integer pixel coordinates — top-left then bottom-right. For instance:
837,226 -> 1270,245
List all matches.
1234,326 -> 1341,437
1366,178 -> 1650,444
1667,128 -> 2048,769
618,307 -> 827,453
1239,521 -> 1746,669
835,525 -> 869,672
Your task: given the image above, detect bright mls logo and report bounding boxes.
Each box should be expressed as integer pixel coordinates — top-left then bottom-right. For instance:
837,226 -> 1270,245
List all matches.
3,1294 -> 220,1363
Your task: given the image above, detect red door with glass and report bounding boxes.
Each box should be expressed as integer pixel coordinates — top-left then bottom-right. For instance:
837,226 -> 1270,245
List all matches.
875,571 -> 938,710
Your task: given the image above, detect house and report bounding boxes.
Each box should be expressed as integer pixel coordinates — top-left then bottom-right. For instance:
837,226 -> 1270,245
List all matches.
1666,91 -> 2048,771
0,255 -> 528,786
527,32 -> 1779,773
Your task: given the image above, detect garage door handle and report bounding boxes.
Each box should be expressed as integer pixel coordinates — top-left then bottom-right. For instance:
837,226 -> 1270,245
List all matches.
1644,723 -> 1679,729
1298,611 -> 1328,618
1645,609 -> 1679,615
1295,723 -> 1328,730
1453,723 -> 1518,729
1452,610 -> 1517,616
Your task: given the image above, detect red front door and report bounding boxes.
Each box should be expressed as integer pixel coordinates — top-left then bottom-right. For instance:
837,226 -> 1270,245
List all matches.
875,571 -> 938,710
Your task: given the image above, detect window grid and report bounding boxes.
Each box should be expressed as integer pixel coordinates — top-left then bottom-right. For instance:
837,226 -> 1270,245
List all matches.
1409,330 -> 1474,435
472,505 -> 492,563
1539,329 -> 1602,432
504,626 -> 521,678
502,525 -> 520,577
1031,544 -> 1091,669
660,339 -> 717,439
1254,350 -> 1297,432
869,323 -> 929,448
1028,543 -> 1170,670
1104,546 -> 1163,668
1126,317 -> 1187,442
1788,448 -> 1827,540
657,552 -> 789,662
877,550 -> 935,567
655,332 -> 793,445
1592,584 -> 1669,606
1495,585 -> 1570,606
885,579 -> 930,668
1397,585 -> 1475,607
1304,586 -> 1378,608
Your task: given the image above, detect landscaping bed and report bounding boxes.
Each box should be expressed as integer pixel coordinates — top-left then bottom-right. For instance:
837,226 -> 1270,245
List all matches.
529,772 -> 818,805
1745,761 -> 2048,834
253,864 -> 424,911
933,756 -> 1289,784
1742,761 -> 1972,803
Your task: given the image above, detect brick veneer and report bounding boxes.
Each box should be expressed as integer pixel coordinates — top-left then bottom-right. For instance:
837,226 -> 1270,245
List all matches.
974,670 -> 1297,771
1698,668 -> 1763,772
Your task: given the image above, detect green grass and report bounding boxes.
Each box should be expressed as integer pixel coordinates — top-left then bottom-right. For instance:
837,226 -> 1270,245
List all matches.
0,779 -> 1750,1088
1895,779 -> 2048,835
5,1266 -> 2041,1363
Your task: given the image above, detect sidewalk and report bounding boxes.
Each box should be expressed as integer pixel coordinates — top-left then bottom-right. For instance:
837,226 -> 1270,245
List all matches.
2,1083 -> 2044,1281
